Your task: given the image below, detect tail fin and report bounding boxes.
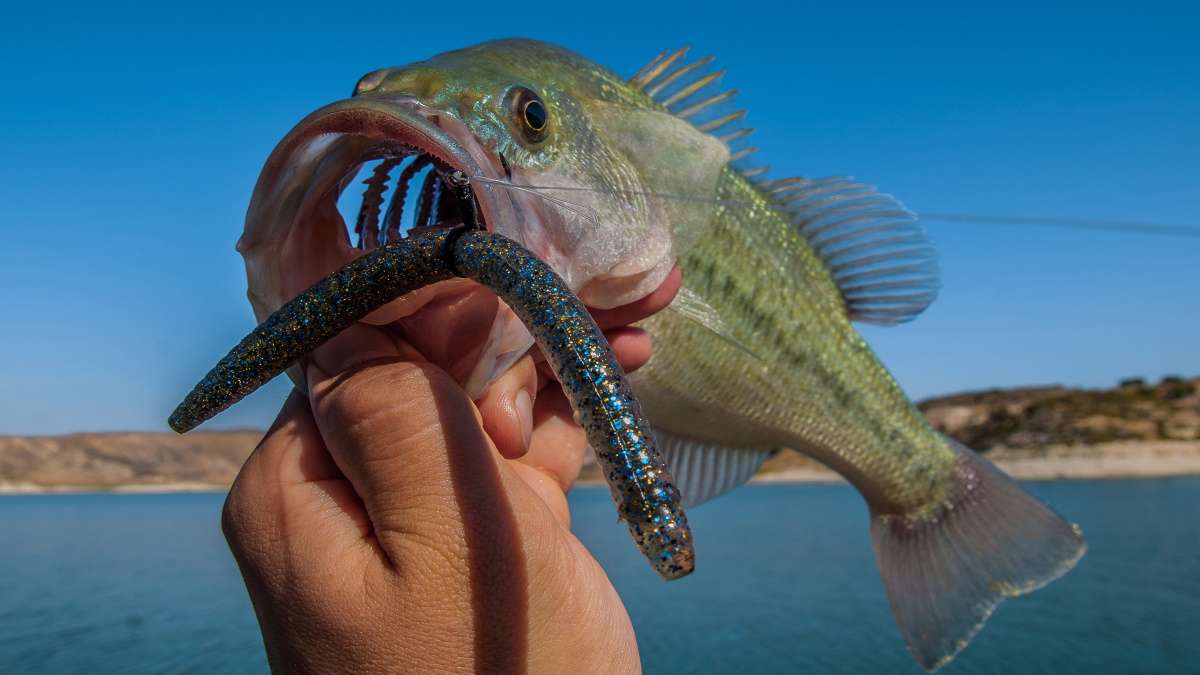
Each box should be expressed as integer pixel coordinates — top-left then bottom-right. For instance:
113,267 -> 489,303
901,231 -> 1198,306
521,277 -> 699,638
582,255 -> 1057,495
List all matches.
870,437 -> 1086,671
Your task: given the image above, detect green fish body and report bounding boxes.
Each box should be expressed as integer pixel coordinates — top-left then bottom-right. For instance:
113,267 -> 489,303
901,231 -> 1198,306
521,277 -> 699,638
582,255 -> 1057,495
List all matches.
635,168 -> 957,514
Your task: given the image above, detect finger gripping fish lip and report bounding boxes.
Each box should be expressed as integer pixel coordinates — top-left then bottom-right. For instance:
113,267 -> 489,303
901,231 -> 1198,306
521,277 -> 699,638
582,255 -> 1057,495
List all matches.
168,229 -> 695,579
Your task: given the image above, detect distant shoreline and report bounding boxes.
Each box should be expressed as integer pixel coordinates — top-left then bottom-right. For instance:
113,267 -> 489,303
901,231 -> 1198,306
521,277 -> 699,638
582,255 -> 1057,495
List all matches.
752,440 -> 1200,484
0,481 -> 229,495
6,376 -> 1194,494
2,441 -> 1197,494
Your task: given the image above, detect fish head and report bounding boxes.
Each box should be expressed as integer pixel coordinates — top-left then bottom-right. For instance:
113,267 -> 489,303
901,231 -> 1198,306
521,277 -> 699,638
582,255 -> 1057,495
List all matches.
357,40 -> 732,308
239,39 -> 728,392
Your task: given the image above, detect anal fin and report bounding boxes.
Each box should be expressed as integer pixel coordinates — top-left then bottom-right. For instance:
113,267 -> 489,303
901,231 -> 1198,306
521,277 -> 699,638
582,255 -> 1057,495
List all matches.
654,428 -> 773,508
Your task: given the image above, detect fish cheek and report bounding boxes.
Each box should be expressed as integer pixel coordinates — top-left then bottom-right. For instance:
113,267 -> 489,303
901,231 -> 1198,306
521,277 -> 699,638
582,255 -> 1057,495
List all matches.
589,103 -> 729,255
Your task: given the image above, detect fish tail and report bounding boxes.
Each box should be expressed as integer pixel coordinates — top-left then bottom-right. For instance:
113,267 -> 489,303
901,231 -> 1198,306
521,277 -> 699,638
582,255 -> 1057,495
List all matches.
869,436 -> 1086,671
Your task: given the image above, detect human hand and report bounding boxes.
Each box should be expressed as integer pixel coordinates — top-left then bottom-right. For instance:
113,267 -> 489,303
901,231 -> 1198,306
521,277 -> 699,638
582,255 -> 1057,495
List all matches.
220,268 -> 681,674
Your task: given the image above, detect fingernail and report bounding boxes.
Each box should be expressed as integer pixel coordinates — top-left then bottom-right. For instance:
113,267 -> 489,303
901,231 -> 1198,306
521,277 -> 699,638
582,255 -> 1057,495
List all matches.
515,389 -> 533,450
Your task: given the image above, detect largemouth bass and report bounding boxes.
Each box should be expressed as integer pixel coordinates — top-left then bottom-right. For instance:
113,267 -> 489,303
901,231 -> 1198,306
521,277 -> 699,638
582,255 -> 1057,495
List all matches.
220,39 -> 1084,671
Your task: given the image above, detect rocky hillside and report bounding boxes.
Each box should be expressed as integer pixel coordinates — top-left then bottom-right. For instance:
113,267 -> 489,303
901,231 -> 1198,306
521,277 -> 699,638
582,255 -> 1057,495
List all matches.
3,376 -> 1197,490
0,431 -> 261,491
919,376 -> 1200,450
756,375 -> 1200,480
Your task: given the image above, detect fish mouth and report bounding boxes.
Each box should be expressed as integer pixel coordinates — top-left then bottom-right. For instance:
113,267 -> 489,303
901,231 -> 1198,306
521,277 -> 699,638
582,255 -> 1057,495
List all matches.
237,95 -> 541,393
236,94 -> 675,395
237,95 -> 519,325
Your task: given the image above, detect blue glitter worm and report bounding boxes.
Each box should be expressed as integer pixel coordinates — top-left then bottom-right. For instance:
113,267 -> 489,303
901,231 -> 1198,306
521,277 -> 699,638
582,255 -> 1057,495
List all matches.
168,228 -> 694,579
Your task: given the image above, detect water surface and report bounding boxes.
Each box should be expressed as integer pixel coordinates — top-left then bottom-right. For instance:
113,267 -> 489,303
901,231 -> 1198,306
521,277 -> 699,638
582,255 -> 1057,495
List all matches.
1,479 -> 1195,673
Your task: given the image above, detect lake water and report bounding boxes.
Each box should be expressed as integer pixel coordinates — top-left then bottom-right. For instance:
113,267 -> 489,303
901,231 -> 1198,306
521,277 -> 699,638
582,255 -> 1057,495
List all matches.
1,479 -> 1196,674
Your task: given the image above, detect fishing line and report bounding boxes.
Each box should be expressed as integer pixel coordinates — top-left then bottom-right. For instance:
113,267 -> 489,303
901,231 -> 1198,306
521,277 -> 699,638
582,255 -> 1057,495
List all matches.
475,179 -> 759,211
919,213 -> 1200,239
467,175 -> 602,226
469,177 -> 1199,240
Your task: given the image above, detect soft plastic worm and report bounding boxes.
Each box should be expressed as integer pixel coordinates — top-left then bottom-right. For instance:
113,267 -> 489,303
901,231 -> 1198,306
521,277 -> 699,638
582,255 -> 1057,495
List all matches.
168,228 -> 694,579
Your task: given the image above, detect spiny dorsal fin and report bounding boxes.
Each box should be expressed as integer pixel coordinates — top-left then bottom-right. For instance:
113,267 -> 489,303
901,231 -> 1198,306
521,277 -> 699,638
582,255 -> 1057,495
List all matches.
630,47 -> 757,166
769,176 -> 940,325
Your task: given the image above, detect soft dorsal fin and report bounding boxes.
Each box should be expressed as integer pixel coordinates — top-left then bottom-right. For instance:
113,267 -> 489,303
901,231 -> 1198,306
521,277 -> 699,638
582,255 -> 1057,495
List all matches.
630,47 -> 758,166
768,176 -> 940,325
631,49 -> 939,325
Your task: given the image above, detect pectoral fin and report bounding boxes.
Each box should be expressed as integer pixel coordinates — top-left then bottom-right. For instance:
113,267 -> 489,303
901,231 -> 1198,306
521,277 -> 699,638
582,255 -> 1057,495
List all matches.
665,286 -> 762,360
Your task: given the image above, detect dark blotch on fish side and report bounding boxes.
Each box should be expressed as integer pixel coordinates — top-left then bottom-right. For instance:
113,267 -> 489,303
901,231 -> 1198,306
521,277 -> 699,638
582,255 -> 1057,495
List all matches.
168,229 -> 694,579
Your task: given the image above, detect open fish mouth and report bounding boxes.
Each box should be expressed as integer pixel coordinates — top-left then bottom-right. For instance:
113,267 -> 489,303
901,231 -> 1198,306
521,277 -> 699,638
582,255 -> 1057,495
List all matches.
237,95 -> 521,322
236,95 -> 549,393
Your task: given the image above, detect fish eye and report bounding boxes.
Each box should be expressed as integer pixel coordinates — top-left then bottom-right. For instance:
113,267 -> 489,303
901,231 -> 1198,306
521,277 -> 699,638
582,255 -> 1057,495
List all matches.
508,87 -> 549,144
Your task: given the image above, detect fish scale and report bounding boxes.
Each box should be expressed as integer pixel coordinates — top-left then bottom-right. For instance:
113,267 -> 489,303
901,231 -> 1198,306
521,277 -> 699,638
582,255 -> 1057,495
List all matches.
634,168 -> 956,512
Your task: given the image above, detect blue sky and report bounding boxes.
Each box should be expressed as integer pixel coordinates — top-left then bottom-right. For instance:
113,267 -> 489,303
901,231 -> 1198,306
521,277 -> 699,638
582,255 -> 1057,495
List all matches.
1,2 -> 1196,434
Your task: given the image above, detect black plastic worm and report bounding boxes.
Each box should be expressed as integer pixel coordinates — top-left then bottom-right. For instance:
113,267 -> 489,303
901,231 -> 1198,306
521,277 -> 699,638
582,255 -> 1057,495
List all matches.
168,228 -> 694,579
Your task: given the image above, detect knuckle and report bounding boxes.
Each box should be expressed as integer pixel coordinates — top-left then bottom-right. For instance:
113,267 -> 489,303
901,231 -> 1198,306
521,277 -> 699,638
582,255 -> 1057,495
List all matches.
318,360 -> 472,457
318,359 -> 446,424
220,486 -> 248,544
220,440 -> 277,545
221,461 -> 279,551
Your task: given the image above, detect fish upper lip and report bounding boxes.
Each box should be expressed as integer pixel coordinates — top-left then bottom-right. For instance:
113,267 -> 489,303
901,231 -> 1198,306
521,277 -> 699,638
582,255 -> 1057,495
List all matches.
240,95 -> 508,251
